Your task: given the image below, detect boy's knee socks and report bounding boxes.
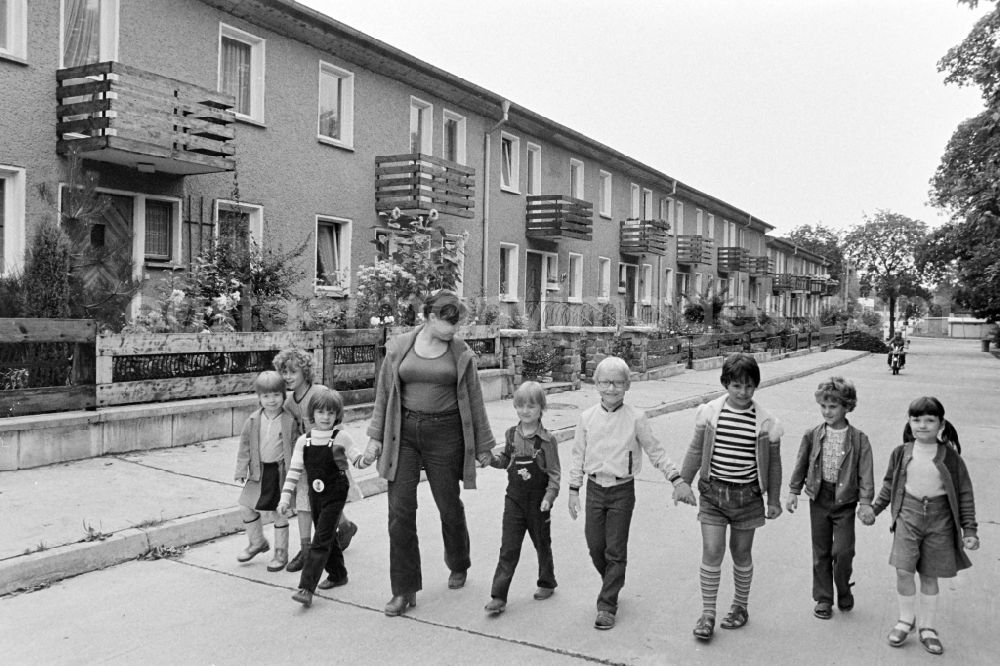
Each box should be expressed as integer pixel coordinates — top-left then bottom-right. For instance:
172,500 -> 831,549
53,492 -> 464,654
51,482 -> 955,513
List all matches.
919,592 -> 938,628
897,591 -> 916,623
733,563 -> 753,608
700,564 -> 722,616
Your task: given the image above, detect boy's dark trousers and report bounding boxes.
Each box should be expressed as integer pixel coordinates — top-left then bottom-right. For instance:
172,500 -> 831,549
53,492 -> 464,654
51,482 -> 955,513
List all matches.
584,479 -> 635,614
490,453 -> 556,601
809,481 -> 857,605
299,443 -> 349,593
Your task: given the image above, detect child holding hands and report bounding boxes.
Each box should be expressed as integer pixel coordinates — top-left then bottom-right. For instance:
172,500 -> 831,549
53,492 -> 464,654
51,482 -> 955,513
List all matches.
568,356 -> 696,631
873,397 -> 979,655
234,371 -> 299,570
484,381 -> 561,615
786,377 -> 875,620
277,387 -> 366,608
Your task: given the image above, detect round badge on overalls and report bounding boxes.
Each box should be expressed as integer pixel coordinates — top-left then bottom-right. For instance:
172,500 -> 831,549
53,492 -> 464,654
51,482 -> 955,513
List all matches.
312,479 -> 325,493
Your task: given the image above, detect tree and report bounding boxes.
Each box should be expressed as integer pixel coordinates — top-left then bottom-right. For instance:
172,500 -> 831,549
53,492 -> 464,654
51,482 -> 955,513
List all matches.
786,223 -> 845,283
842,210 -> 928,339
923,2 -> 1000,321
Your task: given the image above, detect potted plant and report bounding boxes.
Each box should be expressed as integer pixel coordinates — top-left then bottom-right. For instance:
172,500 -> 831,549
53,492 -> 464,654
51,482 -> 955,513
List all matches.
520,339 -> 556,380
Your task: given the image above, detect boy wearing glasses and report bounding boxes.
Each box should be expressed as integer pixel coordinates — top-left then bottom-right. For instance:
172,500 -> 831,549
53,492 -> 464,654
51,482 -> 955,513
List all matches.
568,356 -> 696,631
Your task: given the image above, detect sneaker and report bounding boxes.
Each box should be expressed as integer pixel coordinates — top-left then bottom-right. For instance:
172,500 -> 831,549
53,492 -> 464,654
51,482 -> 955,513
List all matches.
317,575 -> 348,590
533,587 -> 555,600
484,598 -> 506,614
594,610 -> 616,630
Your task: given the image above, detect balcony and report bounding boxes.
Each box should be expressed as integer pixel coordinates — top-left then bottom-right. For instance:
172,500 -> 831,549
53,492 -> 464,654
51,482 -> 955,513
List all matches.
809,277 -> 826,294
749,255 -> 774,277
619,218 -> 669,256
375,153 -> 476,220
525,195 -> 593,241
676,235 -> 713,265
793,275 -> 810,292
56,61 -> 235,175
772,273 -> 795,292
716,246 -> 750,274
825,279 -> 840,296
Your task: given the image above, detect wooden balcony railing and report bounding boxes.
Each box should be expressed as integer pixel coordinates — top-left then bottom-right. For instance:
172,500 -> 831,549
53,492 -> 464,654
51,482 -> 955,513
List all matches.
676,235 -> 713,265
619,218 -> 669,256
793,275 -> 811,292
717,246 -> 750,274
750,255 -> 774,277
525,195 -> 593,241
825,279 -> 840,296
56,61 -> 235,175
772,273 -> 795,292
375,153 -> 476,220
809,277 -> 826,294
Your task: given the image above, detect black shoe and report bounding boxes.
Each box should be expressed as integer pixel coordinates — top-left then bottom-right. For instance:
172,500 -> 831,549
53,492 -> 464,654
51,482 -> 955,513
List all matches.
317,575 -> 348,590
448,570 -> 467,589
814,601 -> 833,620
285,548 -> 307,573
336,521 -> 358,551
720,605 -> 749,629
292,588 -> 313,607
838,594 -> 855,612
384,593 -> 417,617
693,613 -> 715,641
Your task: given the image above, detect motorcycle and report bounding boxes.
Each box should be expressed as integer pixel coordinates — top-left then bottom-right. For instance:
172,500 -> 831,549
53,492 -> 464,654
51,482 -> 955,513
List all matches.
889,348 -> 905,375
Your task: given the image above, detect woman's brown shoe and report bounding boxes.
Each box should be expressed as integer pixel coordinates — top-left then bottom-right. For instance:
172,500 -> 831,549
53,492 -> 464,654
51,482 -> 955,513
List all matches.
384,593 -> 417,617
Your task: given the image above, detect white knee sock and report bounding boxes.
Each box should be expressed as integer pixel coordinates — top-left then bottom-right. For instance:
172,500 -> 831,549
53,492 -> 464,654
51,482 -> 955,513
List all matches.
920,592 -> 938,629
897,592 -> 916,624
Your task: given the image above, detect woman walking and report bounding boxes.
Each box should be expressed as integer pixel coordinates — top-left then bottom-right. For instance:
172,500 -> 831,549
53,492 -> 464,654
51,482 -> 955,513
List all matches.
362,291 -> 496,616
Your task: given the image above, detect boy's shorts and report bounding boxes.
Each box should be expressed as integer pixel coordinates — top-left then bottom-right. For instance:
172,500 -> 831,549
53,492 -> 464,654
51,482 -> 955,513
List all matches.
890,493 -> 958,578
697,477 -> 765,530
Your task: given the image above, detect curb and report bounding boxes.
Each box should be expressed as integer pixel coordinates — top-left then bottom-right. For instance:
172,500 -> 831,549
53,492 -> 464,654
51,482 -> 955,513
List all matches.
0,350 -> 867,597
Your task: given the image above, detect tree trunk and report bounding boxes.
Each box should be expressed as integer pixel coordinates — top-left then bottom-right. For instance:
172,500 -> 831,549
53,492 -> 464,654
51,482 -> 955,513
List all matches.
888,296 -> 897,340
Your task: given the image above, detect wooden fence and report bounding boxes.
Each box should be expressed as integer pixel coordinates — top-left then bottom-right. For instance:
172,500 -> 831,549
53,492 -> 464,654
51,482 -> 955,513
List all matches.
0,318 -> 97,417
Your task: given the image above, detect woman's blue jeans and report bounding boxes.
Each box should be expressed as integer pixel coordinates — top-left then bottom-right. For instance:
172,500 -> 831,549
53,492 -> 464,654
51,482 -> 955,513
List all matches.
388,410 -> 470,596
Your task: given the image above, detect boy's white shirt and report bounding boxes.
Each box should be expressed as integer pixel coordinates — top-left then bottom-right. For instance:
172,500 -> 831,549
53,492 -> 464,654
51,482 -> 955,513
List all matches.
569,402 -> 681,489
694,395 -> 784,442
282,425 -> 365,502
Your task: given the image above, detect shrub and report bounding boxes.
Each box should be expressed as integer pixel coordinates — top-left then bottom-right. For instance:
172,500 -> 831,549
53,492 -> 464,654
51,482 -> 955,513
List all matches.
839,331 -> 889,353
21,219 -> 72,318
520,339 -> 557,379
860,310 -> 882,328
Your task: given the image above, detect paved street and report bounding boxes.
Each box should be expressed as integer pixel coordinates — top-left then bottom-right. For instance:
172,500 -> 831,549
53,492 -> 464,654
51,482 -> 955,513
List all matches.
1,337 -> 997,665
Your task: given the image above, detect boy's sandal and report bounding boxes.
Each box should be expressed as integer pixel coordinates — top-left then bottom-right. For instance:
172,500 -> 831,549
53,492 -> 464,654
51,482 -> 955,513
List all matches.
720,605 -> 749,630
692,613 -> 715,641
919,627 -> 944,655
887,619 -> 915,647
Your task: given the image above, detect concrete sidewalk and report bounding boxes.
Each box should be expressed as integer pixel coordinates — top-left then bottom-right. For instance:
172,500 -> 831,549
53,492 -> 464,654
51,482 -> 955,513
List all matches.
0,346 -> 867,596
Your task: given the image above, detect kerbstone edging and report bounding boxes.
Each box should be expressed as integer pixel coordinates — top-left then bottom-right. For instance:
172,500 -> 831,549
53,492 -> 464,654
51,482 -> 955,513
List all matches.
0,351 -> 867,596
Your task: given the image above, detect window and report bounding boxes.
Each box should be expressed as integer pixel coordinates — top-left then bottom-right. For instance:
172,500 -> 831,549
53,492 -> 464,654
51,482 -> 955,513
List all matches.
568,252 -> 583,302
443,110 -> 467,164
409,96 -> 432,154
642,189 -> 653,220
219,23 -> 265,122
707,214 -> 715,239
717,278 -> 729,299
641,264 -> 652,304
316,216 -> 351,294
1,165 -> 25,276
499,243 -> 519,301
676,201 -> 684,233
526,143 -> 541,195
630,183 -> 640,218
666,197 -> 675,235
694,272 -> 703,296
599,170 -> 612,218
663,268 -> 673,304
1,0 -> 26,61
500,132 -> 520,193
318,61 -> 354,149
215,200 -> 263,253
598,257 -> 611,300
143,200 -> 173,261
61,0 -> 118,68
570,158 -> 584,199
696,209 -> 704,236
544,254 -> 559,288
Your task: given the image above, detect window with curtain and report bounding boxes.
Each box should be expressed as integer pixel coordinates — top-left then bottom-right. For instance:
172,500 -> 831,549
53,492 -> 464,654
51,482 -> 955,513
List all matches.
500,133 -> 519,192
221,36 -> 251,116
63,0 -> 102,68
316,219 -> 342,288
443,118 -> 458,162
144,200 -> 172,261
318,71 -> 341,140
570,159 -> 584,199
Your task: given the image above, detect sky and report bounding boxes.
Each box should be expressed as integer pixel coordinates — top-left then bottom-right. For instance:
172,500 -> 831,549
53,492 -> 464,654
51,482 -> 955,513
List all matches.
299,0 -> 992,235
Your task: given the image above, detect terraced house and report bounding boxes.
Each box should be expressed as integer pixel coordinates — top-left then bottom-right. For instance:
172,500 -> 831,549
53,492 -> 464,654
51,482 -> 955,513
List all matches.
0,0 -> 837,328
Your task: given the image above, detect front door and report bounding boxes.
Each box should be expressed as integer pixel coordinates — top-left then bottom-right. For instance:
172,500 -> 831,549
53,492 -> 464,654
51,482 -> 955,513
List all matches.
73,194 -> 134,295
525,251 -> 543,330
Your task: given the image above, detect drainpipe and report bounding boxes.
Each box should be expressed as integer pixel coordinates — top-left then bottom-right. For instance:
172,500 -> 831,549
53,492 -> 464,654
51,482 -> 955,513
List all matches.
482,100 -> 511,295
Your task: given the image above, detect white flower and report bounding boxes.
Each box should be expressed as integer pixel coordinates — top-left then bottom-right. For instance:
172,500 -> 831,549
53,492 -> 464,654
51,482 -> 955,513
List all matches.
168,289 -> 185,306
385,316 -> 395,324
370,316 -> 380,326
390,207 -> 401,221
230,291 -> 241,303
428,209 -> 439,222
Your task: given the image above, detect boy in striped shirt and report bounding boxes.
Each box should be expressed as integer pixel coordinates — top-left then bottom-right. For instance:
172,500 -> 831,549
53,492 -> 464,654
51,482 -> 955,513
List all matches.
680,353 -> 784,642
